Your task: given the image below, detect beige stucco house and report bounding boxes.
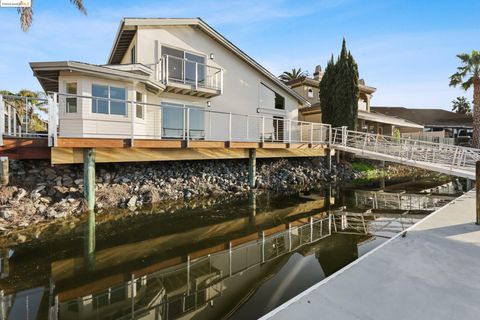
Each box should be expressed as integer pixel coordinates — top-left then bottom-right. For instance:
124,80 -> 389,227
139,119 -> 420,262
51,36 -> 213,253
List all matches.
287,65 -> 423,135
30,18 -> 309,141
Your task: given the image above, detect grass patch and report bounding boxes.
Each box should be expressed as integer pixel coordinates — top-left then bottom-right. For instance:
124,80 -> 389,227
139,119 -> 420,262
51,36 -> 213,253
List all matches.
351,162 -> 375,172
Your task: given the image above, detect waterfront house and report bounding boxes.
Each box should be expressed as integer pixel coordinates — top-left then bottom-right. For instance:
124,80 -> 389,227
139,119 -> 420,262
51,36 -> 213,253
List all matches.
371,106 -> 473,145
287,65 -> 423,135
30,18 -> 309,142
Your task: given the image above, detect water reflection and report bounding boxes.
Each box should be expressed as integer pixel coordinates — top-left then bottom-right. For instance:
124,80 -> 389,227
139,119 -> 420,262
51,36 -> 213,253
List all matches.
0,178 -> 460,320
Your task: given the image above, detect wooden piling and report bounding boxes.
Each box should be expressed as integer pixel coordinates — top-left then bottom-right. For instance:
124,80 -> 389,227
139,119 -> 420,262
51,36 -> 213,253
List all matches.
476,161 -> 480,225
0,157 -> 8,186
248,148 -> 256,188
83,148 -> 96,212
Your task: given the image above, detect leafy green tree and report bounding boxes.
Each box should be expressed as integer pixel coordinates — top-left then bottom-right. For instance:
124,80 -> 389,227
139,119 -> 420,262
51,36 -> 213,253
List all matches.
18,0 -> 87,32
279,68 -> 306,82
1,89 -> 47,132
449,50 -> 480,147
451,96 -> 472,114
320,39 -> 359,130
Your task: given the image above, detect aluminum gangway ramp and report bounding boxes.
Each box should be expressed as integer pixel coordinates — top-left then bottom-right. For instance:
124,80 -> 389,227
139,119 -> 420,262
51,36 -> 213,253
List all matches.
331,127 -> 479,180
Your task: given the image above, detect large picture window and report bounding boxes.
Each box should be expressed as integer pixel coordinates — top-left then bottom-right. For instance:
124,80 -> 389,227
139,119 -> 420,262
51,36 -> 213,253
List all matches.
92,84 -> 126,115
161,102 -> 205,139
162,46 -> 206,86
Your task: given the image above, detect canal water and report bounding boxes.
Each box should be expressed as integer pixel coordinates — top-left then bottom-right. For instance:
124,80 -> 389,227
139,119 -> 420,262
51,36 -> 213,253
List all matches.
0,176 -> 462,319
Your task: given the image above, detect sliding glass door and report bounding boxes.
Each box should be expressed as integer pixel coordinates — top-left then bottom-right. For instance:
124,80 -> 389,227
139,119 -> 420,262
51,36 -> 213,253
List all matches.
161,103 -> 205,139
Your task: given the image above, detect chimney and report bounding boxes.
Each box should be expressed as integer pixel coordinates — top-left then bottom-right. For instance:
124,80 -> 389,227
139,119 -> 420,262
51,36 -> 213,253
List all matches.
313,65 -> 322,80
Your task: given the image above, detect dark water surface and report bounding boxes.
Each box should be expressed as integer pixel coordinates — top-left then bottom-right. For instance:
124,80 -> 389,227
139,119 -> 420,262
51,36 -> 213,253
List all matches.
0,176 -> 461,319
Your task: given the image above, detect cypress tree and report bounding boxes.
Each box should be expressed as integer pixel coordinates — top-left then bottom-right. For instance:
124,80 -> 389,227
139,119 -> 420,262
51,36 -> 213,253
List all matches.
319,39 -> 360,130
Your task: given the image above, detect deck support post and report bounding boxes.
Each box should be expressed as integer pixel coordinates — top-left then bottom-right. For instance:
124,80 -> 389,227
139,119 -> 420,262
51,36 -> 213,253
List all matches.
0,157 -> 8,186
83,148 -> 96,212
476,161 -> 480,225
248,148 -> 256,188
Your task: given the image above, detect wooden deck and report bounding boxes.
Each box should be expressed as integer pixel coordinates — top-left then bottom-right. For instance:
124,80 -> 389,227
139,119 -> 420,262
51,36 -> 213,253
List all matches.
0,137 -> 327,164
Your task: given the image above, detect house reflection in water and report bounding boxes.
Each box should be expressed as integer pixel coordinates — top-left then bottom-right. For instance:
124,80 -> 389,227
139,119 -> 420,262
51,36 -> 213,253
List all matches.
0,189 -> 428,319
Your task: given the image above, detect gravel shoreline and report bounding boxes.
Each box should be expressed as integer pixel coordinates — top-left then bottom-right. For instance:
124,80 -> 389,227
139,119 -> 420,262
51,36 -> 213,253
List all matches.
0,157 -> 424,231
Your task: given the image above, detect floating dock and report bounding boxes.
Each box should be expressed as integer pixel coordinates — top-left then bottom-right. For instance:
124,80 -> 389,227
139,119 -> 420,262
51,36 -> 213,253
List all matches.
262,190 -> 480,320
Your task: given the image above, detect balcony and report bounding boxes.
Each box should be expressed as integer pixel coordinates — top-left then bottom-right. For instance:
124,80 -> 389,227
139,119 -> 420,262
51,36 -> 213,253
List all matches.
155,55 -> 223,98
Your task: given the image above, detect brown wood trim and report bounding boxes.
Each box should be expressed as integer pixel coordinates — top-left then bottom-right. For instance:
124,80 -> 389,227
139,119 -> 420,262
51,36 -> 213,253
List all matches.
188,141 -> 227,148
228,141 -> 261,149
58,274 -> 125,302
263,224 -> 286,237
133,139 -> 184,148
261,142 -> 288,149
57,138 -> 126,148
189,243 -> 226,260
2,137 -> 49,148
230,233 -> 259,247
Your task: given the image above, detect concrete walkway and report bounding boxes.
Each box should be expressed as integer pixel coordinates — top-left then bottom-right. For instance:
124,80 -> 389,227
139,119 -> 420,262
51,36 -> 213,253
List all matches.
262,190 -> 480,320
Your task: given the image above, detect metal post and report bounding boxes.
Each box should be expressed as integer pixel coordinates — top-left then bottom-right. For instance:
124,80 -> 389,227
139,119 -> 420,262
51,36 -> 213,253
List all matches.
228,112 -> 232,142
228,242 -> 232,276
195,62 -> 198,90
261,117 -> 265,143
246,115 -> 249,140
248,148 -> 256,188
187,255 -> 191,294
7,105 -> 11,135
0,95 -> 3,146
328,126 -> 332,145
310,123 -> 313,144
182,108 -> 186,140
0,157 -> 8,186
83,148 -> 96,212
186,108 -> 190,142
309,217 -> 313,242
261,231 -> 265,262
130,102 -> 135,147
288,119 -> 292,144
476,161 -> 480,225
47,93 -> 58,147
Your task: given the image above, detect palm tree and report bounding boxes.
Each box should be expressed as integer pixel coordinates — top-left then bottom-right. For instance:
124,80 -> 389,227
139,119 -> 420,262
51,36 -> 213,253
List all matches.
1,89 -> 47,132
18,0 -> 87,32
451,96 -> 472,114
279,68 -> 306,82
450,51 -> 480,147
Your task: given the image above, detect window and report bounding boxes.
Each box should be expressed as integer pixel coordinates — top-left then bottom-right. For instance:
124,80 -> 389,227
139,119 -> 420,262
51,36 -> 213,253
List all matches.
66,82 -> 77,113
92,84 -> 126,115
131,45 -> 136,64
162,46 -> 206,85
307,88 -> 313,98
162,103 -> 184,138
136,91 -> 144,119
161,102 -> 205,139
260,83 -> 285,110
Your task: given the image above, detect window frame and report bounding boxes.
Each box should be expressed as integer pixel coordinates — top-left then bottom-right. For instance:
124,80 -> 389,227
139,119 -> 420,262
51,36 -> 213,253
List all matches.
91,84 -> 127,116
135,91 -> 145,119
66,82 -> 78,113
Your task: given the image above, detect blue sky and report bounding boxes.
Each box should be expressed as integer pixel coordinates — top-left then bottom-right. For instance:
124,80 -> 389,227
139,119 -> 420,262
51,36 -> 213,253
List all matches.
0,0 -> 478,109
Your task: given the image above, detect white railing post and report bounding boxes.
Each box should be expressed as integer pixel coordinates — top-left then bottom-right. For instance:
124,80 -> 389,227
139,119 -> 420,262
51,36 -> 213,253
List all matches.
342,126 -> 347,146
261,117 -> 265,143
310,123 -> 313,144
208,111 -> 212,140
246,115 -> 249,141
47,93 -> 58,147
182,107 -> 186,140
194,62 -> 198,90
220,69 -> 224,94
13,109 -> 17,136
300,123 -> 303,142
228,112 -> 232,142
130,101 -> 135,147
186,108 -> 190,141
0,95 -> 4,146
288,119 -> 292,144
7,104 -> 11,135
329,126 -> 332,145
319,124 -> 323,143
165,55 -> 170,85
26,101 -> 31,135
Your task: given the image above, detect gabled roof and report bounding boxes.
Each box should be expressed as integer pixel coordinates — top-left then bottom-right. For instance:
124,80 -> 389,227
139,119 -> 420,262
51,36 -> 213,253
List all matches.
108,18 -> 309,105
371,107 -> 473,128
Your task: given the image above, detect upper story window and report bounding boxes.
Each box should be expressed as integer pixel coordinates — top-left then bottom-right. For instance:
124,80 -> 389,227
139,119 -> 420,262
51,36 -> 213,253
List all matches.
307,88 -> 314,98
66,82 -> 77,113
162,46 -> 206,85
130,45 -> 136,64
260,83 -> 285,110
92,84 -> 126,116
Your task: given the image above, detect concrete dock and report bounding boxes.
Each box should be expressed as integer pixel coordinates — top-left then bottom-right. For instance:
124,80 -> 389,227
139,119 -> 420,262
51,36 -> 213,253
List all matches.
262,190 -> 480,320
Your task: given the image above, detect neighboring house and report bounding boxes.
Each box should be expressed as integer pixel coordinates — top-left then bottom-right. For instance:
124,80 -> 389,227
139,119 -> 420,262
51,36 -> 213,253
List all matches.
29,18 -> 309,141
287,65 -> 423,135
371,107 -> 473,144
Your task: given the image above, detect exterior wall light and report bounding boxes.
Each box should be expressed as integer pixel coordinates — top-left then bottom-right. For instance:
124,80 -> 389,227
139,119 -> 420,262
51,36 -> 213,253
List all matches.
209,53 -> 214,60
207,101 -> 211,107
